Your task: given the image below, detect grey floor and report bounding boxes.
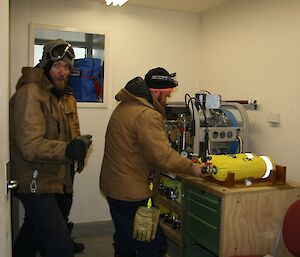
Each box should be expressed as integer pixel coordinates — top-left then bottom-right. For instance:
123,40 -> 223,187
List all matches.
71,221 -> 114,257
71,221 -> 180,257
72,233 -> 114,257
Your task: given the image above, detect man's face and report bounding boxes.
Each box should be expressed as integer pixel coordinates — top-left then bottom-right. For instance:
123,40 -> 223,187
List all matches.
156,91 -> 172,107
49,60 -> 70,90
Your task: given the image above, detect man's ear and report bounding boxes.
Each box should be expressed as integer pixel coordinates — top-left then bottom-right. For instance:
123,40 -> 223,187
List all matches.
150,91 -> 160,99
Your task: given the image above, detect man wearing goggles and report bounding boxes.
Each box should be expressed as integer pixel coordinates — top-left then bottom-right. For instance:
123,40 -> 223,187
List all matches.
10,39 -> 92,257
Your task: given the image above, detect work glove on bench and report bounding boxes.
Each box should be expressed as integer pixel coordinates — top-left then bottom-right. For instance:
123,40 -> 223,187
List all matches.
133,206 -> 160,242
66,135 -> 92,161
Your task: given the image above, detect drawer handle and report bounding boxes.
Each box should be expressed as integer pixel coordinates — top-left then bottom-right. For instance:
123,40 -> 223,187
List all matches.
189,191 -> 220,205
189,198 -> 218,213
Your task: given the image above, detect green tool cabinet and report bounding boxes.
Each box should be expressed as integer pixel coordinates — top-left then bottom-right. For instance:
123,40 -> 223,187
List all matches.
155,173 -> 300,257
184,183 -> 220,257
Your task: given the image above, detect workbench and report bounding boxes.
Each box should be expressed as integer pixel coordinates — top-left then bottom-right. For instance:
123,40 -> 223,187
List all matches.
155,173 -> 300,257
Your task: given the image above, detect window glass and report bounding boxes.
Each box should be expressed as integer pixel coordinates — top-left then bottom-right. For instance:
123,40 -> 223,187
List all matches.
34,29 -> 106,103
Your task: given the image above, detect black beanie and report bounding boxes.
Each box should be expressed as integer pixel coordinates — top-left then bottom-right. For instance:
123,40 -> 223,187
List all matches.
144,67 -> 178,89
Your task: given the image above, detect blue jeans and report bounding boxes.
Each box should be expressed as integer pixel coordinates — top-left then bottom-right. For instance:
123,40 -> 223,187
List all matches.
107,197 -> 167,257
13,193 -> 74,257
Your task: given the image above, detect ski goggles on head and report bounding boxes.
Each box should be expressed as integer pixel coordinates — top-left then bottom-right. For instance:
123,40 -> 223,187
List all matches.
49,43 -> 75,61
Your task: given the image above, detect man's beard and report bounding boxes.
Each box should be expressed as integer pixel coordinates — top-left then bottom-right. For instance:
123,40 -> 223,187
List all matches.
51,84 -> 67,98
157,93 -> 166,107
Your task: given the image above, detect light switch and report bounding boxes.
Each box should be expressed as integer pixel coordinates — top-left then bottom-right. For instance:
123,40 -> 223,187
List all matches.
267,113 -> 280,124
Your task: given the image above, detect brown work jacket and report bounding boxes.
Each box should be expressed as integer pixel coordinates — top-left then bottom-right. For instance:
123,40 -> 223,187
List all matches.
100,88 -> 194,201
10,67 -> 80,194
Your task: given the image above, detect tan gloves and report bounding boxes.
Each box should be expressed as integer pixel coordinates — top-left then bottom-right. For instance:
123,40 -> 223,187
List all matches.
133,206 -> 160,242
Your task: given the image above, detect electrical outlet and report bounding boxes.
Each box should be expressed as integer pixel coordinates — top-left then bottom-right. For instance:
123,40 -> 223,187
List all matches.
267,113 -> 280,124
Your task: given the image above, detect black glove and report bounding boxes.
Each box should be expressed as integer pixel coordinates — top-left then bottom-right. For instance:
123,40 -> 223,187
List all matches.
66,135 -> 92,161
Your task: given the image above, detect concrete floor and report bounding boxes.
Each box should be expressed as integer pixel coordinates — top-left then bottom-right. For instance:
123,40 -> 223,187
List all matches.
72,221 -> 114,257
72,221 -> 180,257
73,233 -> 114,257
73,235 -> 179,257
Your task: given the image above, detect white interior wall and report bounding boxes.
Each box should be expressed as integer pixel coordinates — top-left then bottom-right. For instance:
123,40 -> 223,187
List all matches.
10,0 -> 201,223
198,0 -> 300,181
0,1 -> 12,256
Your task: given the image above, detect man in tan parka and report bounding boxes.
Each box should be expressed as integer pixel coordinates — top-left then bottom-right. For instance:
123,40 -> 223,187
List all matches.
10,39 -> 92,257
100,67 -> 203,257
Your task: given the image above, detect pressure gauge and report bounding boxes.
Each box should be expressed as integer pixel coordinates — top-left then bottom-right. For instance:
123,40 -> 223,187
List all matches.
180,150 -> 189,158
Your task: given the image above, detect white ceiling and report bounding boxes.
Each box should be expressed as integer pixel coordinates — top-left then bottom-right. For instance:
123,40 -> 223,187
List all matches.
101,0 -> 229,14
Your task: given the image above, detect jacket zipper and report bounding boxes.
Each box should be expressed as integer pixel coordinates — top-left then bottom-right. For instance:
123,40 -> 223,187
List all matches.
30,169 -> 39,193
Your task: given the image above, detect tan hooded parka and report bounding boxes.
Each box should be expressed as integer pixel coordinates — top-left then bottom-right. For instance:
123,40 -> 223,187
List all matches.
100,77 -> 194,201
10,67 -> 80,194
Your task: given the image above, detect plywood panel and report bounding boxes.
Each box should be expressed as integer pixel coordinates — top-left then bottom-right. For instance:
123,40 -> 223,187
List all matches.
219,187 -> 300,257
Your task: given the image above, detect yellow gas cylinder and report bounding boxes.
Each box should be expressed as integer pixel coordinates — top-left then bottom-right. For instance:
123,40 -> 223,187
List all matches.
207,154 -> 275,181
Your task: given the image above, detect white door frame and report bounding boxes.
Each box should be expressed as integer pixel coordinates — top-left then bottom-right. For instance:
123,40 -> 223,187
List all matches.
0,1 -> 12,256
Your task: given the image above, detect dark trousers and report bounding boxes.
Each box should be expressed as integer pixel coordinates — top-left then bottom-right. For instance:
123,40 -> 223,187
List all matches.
107,197 -> 167,257
13,193 -> 74,257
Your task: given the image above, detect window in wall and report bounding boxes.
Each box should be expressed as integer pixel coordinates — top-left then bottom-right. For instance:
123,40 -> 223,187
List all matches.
30,25 -> 108,107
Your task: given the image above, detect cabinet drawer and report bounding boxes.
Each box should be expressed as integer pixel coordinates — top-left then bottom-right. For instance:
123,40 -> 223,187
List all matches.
184,184 -> 221,255
186,212 -> 220,255
186,184 -> 220,209
188,197 -> 220,226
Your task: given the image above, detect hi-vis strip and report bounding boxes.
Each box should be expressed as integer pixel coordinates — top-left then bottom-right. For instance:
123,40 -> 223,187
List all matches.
245,153 -> 254,159
147,182 -> 153,208
260,156 -> 273,178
